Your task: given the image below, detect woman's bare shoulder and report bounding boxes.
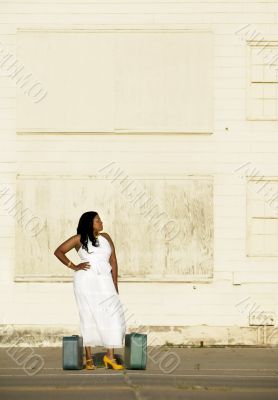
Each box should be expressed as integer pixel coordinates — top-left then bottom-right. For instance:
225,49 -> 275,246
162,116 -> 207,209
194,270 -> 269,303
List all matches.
71,233 -> 81,242
100,232 -> 114,244
100,232 -> 111,240
100,232 -> 115,250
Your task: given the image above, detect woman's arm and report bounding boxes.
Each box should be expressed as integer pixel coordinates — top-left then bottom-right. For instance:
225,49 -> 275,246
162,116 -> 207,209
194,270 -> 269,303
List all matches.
53,234 -> 80,270
101,233 -> 119,293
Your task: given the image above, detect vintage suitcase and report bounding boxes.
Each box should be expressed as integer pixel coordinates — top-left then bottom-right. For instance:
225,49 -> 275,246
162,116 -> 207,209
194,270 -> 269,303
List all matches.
124,332 -> 147,369
62,335 -> 83,370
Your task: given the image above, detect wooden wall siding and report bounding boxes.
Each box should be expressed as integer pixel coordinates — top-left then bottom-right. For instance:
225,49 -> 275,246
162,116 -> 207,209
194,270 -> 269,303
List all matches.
16,28 -> 213,134
247,40 -> 278,121
0,0 -> 277,338
247,177 -> 278,257
15,175 -> 213,282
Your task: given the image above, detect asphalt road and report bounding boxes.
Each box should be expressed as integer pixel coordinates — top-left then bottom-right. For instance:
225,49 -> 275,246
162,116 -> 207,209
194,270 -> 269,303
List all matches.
0,346 -> 277,399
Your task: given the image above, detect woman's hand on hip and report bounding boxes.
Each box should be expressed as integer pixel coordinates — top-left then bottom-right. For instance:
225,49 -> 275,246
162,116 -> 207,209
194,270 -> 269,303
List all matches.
73,262 -> 91,271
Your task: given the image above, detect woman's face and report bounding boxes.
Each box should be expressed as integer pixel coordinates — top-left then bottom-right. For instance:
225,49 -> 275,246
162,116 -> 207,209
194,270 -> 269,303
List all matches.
93,214 -> 103,233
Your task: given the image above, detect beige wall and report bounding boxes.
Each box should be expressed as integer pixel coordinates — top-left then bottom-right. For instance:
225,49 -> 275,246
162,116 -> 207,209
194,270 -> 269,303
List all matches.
0,0 -> 278,346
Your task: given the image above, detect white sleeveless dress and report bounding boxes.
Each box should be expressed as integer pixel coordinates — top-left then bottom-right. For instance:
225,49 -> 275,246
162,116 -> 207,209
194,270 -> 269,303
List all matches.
73,234 -> 126,348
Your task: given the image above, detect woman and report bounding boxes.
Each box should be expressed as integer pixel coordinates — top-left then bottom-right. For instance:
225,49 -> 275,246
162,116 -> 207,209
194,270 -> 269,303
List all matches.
54,211 -> 126,370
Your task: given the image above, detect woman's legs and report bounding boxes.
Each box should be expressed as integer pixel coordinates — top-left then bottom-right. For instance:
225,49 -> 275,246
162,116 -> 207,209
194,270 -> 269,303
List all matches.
84,346 -> 96,369
85,346 -> 92,359
104,348 -> 124,368
86,346 -> 115,360
106,348 -> 115,359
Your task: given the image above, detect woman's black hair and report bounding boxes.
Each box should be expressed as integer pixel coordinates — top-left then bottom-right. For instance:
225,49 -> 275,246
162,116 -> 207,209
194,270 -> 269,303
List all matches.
77,211 -> 100,253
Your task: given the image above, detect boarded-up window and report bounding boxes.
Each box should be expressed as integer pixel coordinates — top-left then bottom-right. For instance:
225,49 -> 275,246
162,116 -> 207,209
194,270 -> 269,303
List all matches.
247,177 -> 278,256
247,40 -> 278,120
15,174 -> 214,282
16,28 -> 213,134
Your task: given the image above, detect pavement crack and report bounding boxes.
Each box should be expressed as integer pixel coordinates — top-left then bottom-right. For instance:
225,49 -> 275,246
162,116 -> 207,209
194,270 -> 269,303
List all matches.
123,371 -> 145,400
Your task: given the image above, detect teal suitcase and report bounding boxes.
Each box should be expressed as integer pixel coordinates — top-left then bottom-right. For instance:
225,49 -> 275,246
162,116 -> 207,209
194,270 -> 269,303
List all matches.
124,332 -> 147,369
62,335 -> 83,370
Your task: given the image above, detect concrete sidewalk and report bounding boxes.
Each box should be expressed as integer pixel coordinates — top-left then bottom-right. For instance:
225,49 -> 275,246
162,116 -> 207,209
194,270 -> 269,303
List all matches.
0,346 -> 278,399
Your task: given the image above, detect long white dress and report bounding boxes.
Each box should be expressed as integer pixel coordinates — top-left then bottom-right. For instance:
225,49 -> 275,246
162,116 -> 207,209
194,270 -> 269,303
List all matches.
73,234 -> 126,348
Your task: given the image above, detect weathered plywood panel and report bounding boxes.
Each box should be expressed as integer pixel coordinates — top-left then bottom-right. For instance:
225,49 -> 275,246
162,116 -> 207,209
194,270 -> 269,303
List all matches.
15,177 -> 117,279
164,178 -> 214,278
16,29 -> 213,134
15,175 -> 213,282
114,179 -> 166,278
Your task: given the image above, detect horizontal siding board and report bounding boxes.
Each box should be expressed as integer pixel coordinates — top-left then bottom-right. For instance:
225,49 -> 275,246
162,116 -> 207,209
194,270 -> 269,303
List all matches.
0,3 -> 277,14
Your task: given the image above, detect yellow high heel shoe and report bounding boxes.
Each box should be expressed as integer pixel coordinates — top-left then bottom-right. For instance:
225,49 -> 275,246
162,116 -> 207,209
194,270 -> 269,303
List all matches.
85,358 -> 96,370
103,354 -> 124,370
